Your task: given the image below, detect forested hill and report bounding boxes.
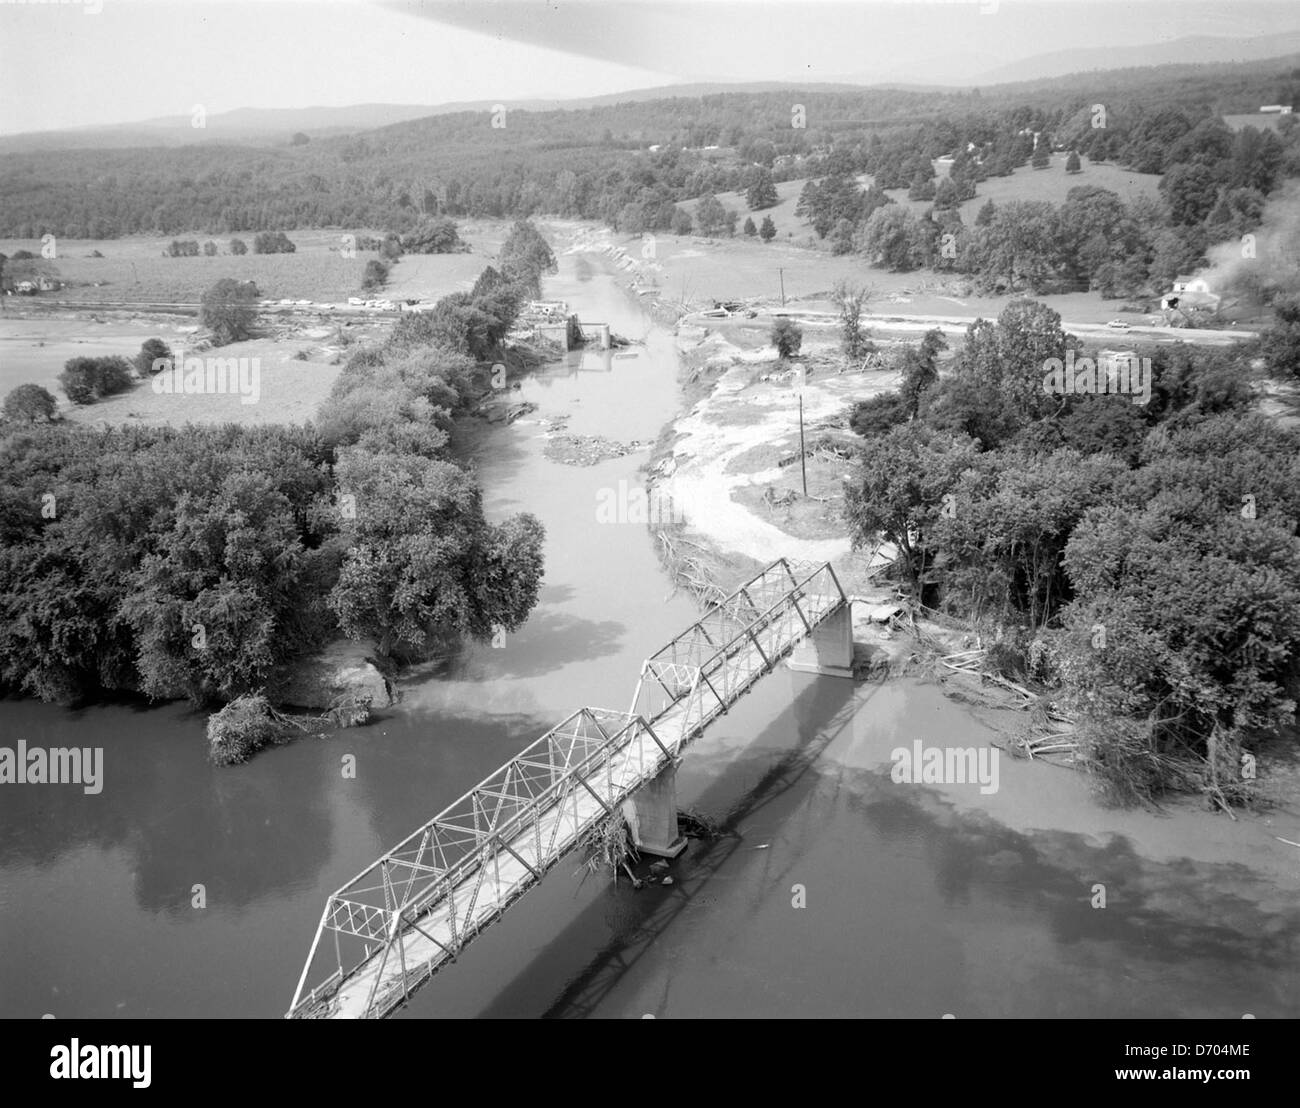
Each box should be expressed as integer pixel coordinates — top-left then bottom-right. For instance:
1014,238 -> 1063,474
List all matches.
2,53 -> 1299,238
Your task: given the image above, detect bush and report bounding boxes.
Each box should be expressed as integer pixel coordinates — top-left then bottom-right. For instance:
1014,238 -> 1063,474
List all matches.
57,356 -> 134,404
206,693 -> 296,765
252,231 -> 296,254
362,259 -> 388,291
229,238 -> 248,256
201,278 -> 260,345
3,383 -> 58,423
134,338 -> 172,378
400,217 -> 466,255
771,318 -> 803,359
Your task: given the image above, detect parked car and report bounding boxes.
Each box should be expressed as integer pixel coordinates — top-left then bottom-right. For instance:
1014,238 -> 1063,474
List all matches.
1107,319 -> 1130,330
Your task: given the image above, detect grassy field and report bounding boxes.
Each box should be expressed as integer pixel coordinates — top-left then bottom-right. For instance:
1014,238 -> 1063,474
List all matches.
0,219 -> 509,305
59,333 -> 346,428
688,154 -> 1163,247
589,223 -> 1182,326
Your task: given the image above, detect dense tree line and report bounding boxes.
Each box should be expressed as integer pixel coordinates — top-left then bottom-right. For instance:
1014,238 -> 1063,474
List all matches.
846,301 -> 1300,802
0,222 -> 555,705
795,110 -> 1290,300
4,62 -> 1298,245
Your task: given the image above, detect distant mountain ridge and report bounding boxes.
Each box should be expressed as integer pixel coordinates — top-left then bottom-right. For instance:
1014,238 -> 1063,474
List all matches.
3,31 -> 1299,152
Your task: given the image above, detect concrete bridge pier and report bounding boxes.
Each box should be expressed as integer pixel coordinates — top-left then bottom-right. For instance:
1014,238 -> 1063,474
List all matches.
579,322 -> 611,349
787,602 -> 855,678
623,763 -> 688,858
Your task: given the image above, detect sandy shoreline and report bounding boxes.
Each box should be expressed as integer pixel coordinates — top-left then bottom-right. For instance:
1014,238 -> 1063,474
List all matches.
548,225 -> 1300,902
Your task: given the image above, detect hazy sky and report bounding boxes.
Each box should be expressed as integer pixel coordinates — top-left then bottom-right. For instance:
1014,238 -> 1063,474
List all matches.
3,0 -> 1300,135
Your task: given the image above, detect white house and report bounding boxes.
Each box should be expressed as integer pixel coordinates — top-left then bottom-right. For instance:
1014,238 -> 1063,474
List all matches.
1259,105 -> 1294,114
1172,275 -> 1211,294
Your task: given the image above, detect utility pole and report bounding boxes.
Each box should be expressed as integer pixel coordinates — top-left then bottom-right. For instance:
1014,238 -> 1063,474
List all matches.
798,384 -> 807,497
779,267 -> 786,306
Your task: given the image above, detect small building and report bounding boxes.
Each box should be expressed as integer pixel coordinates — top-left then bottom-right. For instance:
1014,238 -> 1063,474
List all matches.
15,280 -> 37,295
1259,105 -> 1293,114
1172,275 -> 1210,294
1224,112 -> 1291,132
36,276 -> 60,292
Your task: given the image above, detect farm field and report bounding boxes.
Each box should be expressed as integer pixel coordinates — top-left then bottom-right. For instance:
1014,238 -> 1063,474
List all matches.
0,219 -> 511,306
0,314 -> 367,420
62,333 -> 344,427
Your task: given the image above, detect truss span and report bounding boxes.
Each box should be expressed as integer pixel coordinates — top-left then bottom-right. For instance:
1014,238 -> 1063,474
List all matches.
287,559 -> 846,1019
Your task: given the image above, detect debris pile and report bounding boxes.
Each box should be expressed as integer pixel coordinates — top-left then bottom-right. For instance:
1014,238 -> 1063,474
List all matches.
543,433 -> 651,466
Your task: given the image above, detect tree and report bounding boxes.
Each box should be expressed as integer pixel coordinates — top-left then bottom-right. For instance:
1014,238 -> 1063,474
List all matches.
1031,146 -> 1050,170
843,424 -> 979,596
134,338 -> 172,378
850,391 -> 908,438
1160,163 -> 1219,226
743,216 -> 757,237
1260,295 -> 1300,381
2,383 -> 57,423
671,208 -> 693,235
201,278 -> 260,345
362,259 -> 389,291
907,172 -> 936,201
401,217 -> 466,254
970,200 -> 1058,292
252,231 -> 296,254
0,423 -> 339,706
203,241 -> 218,256
695,193 -> 727,236
927,300 -> 1070,448
829,217 -> 856,255
58,356 -> 134,405
746,168 -> 778,210
229,238 -> 247,255
771,318 -> 802,359
933,178 -> 961,209
327,449 -> 545,656
856,205 -> 916,271
898,328 -> 946,417
1065,150 -> 1082,174
498,219 -> 556,299
1058,417 -> 1300,796
759,215 -> 776,242
290,132 -> 310,146
470,265 -> 509,298
795,180 -> 820,221
832,279 -> 872,360
722,209 -> 739,237
933,448 -> 1126,628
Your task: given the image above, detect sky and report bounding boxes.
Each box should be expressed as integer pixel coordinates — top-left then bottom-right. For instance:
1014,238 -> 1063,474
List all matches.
3,0 -> 1300,135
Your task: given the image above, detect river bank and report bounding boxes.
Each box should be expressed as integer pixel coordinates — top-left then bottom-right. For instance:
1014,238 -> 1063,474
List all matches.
549,223 -> 1300,920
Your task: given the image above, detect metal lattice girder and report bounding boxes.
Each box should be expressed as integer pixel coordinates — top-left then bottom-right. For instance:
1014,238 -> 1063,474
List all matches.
629,558 -> 845,723
288,559 -> 848,1019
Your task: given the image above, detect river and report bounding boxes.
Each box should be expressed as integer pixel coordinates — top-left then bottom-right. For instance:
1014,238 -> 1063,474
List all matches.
2,248 -> 1297,1019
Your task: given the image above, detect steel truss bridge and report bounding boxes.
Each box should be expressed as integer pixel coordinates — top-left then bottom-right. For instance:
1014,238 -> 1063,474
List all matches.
287,558 -> 848,1019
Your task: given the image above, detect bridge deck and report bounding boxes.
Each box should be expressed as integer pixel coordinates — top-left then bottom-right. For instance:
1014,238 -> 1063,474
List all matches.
288,559 -> 845,1019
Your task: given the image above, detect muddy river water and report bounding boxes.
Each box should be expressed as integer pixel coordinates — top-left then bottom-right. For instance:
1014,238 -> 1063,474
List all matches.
2,252 -> 1297,1018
